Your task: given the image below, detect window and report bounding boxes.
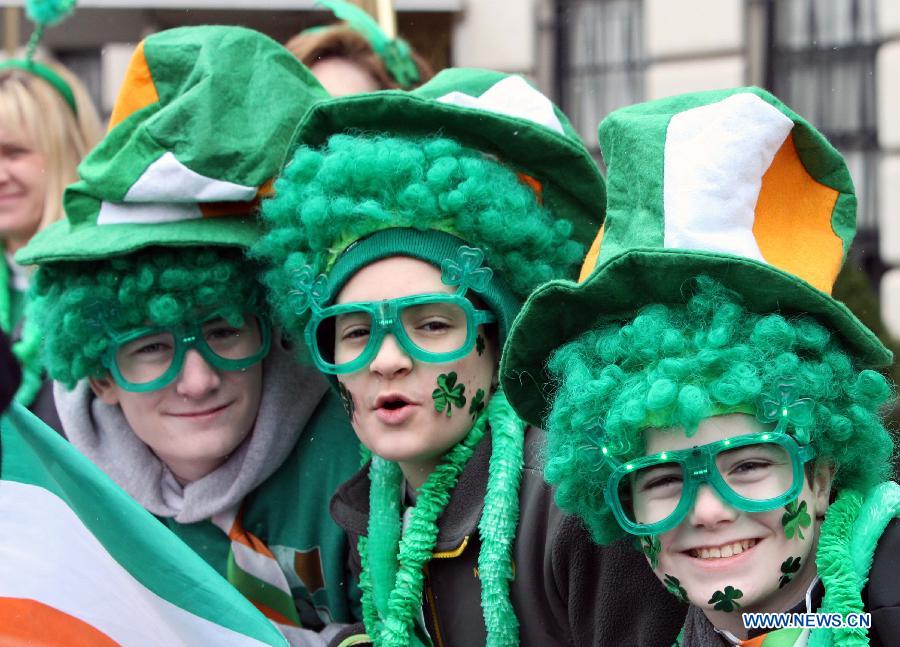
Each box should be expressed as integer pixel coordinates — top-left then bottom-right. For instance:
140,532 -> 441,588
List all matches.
764,0 -> 880,232
554,0 -> 644,155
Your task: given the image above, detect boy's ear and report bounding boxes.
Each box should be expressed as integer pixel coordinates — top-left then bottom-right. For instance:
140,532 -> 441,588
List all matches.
89,376 -> 121,406
811,460 -> 835,518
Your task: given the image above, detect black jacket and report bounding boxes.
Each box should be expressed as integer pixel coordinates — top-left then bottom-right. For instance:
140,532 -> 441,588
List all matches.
330,426 -> 687,646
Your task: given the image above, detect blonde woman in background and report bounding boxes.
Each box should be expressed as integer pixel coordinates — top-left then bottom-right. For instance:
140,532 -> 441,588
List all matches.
0,57 -> 102,407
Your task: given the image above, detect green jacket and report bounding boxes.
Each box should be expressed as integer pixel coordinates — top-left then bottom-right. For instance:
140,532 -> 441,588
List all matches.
51,341 -> 363,630
162,390 -> 363,626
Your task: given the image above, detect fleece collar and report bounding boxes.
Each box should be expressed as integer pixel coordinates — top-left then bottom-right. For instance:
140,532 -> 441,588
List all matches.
54,336 -> 329,524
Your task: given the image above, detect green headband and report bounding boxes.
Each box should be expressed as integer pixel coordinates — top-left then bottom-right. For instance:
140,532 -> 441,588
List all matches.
0,59 -> 78,115
307,0 -> 420,89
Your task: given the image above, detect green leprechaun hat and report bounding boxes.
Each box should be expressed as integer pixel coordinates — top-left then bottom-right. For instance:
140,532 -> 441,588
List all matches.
289,66 -> 605,246
501,86 -> 893,428
16,25 -> 328,265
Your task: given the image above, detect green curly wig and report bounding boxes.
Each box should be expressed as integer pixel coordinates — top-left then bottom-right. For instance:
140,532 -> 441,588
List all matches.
251,133 -> 585,337
545,276 -> 895,545
30,247 -> 264,387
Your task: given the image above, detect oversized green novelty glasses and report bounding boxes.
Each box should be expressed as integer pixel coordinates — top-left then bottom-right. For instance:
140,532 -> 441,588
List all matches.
102,310 -> 271,392
293,246 -> 497,375
602,431 -> 816,536
306,294 -> 495,374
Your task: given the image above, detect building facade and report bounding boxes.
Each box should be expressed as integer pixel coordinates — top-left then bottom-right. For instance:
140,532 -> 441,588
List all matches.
3,0 -> 898,342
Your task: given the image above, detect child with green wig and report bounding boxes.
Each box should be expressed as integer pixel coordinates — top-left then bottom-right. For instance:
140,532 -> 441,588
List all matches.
252,69 -> 687,646
501,87 -> 900,646
18,26 -> 364,645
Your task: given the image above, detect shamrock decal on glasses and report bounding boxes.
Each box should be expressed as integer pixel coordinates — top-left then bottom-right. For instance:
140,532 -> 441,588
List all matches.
441,246 -> 493,295
757,382 -> 814,445
290,266 -> 330,316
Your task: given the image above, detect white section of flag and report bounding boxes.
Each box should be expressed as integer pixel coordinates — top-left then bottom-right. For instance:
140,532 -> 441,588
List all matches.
126,151 -> 258,202
0,480 -> 272,647
662,92 -> 793,259
437,76 -> 565,135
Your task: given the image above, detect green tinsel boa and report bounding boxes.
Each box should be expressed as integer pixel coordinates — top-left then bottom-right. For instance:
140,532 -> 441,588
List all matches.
0,257 -> 42,406
360,390 -> 525,646
809,481 -> 900,647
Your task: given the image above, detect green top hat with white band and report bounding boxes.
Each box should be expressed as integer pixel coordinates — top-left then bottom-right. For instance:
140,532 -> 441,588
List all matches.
501,86 -> 893,428
17,25 -> 328,265
289,66 -> 605,246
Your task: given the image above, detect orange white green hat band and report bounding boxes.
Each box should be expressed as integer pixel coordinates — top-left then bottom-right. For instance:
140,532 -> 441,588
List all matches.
17,25 -> 329,266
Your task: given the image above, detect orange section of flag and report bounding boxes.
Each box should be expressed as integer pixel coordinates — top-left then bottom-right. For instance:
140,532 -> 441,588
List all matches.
578,224 -> 605,282
739,634 -> 767,647
108,41 -> 160,131
753,133 -> 843,294
0,597 -> 118,647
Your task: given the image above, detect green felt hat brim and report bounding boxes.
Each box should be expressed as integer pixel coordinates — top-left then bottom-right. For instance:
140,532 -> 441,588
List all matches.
15,216 -> 260,265
290,85 -> 605,246
500,248 -> 894,428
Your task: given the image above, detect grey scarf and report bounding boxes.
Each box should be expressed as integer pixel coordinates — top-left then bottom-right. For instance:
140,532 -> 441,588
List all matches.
54,339 -> 328,524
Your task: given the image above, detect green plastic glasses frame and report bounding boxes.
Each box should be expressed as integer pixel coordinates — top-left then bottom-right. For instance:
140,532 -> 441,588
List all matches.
305,293 -> 496,375
602,431 -> 816,536
102,311 -> 272,393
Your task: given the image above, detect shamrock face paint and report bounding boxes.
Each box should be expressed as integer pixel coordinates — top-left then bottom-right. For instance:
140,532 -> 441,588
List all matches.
332,257 -> 497,486
469,388 -> 486,419
432,372 -> 466,417
709,586 -> 743,612
779,556 -> 801,589
640,535 -> 661,570
782,500 -> 812,540
337,380 -> 356,418
663,574 -> 688,603
638,414 -> 831,630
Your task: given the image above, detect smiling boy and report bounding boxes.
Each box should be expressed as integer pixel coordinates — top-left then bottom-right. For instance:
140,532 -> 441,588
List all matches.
18,26 -> 361,643
501,87 -> 900,645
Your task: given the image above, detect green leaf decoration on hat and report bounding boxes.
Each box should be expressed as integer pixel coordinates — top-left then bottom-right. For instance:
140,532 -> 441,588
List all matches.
782,499 -> 812,540
708,586 -> 743,612
758,382 -> 814,444
432,372 -> 466,417
290,266 -> 330,315
315,0 -> 420,89
441,246 -> 493,295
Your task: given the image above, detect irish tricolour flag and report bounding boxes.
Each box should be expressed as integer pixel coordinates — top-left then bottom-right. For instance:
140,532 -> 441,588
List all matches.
0,402 -> 288,646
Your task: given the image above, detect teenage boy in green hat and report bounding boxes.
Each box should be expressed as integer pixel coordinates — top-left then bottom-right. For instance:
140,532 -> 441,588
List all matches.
501,87 -> 899,646
252,68 -> 687,646
18,26 -> 361,643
